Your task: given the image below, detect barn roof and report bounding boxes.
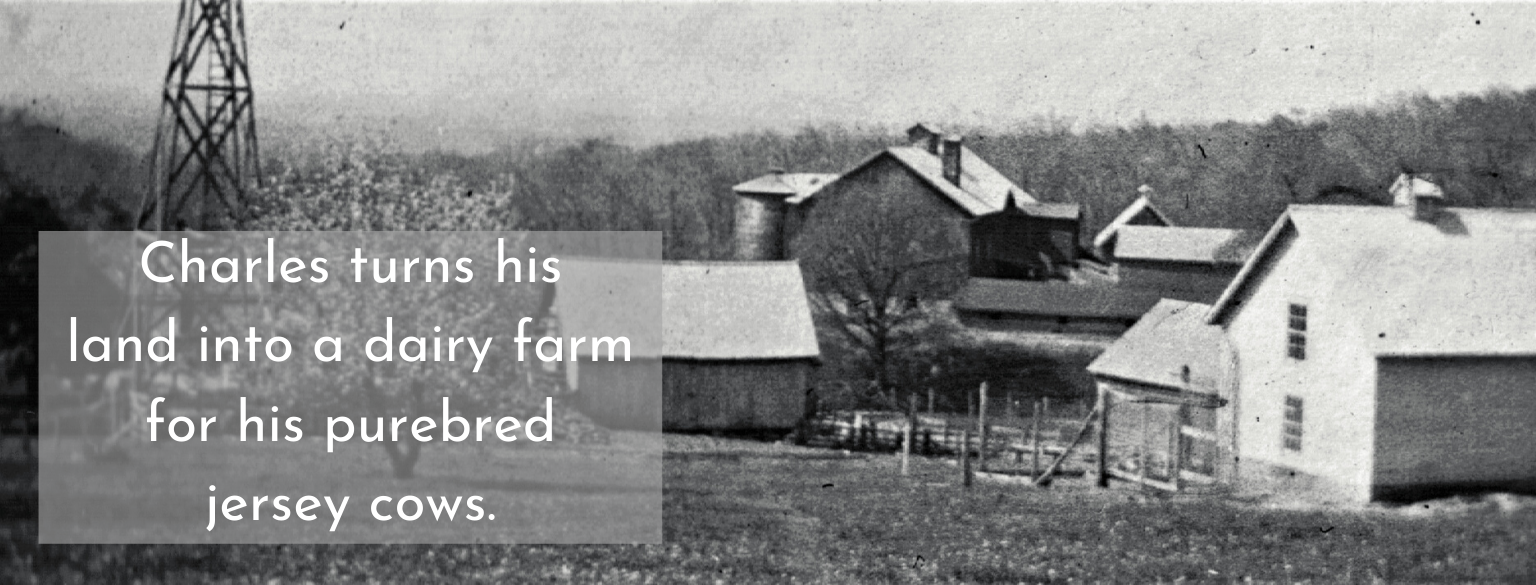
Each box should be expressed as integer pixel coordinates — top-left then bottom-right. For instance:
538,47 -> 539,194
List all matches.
662,261 -> 822,361
1088,299 -> 1224,393
1113,225 -> 1264,265
1208,204 -> 1536,356
1092,194 -> 1174,257
821,145 -> 1035,217
732,172 -> 838,204
952,278 -> 1165,320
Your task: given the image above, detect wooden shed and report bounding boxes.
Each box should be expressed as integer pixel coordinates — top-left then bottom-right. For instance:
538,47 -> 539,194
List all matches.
1087,299 -> 1229,491
660,261 -> 821,432
1208,183 -> 1536,502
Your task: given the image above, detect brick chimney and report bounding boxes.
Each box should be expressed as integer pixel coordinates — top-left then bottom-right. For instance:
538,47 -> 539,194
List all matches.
1390,173 -> 1445,222
941,135 -> 963,186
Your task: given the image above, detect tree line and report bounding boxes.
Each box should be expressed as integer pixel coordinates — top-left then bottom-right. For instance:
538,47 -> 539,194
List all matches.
7,86 -> 1536,427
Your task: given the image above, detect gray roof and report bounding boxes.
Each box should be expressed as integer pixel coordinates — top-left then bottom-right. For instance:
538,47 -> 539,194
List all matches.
1088,299 -> 1224,393
824,145 -> 1035,217
1208,204 -> 1536,356
1113,226 -> 1264,265
1092,194 -> 1174,256
662,261 -> 821,361
952,278 -> 1165,320
732,172 -> 838,204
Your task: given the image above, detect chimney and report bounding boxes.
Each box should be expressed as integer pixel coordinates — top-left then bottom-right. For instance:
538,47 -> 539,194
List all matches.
941,135 -> 963,186
1390,173 -> 1445,222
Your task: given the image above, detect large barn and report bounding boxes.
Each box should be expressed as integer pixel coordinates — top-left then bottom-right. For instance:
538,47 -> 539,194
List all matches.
660,261 -> 821,432
1207,176 -> 1536,501
784,123 -> 1036,284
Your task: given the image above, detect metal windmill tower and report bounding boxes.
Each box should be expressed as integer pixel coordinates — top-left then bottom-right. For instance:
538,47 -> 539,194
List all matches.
82,0 -> 267,455
142,0 -> 261,231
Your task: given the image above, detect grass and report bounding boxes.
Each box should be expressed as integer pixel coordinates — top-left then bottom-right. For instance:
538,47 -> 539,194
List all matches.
34,435 -> 661,545
5,434 -> 1534,583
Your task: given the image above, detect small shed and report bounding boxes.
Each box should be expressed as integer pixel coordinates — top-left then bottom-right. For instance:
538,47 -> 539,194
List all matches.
1087,299 -> 1229,490
661,261 -> 821,431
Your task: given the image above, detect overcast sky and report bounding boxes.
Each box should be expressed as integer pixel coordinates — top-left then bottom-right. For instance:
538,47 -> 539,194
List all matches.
3,2 -> 1535,151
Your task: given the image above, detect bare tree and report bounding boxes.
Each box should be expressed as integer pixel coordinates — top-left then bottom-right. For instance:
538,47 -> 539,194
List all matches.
795,195 -> 965,406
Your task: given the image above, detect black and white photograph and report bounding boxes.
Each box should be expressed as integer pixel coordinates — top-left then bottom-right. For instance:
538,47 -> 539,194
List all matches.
2,0 -> 1535,582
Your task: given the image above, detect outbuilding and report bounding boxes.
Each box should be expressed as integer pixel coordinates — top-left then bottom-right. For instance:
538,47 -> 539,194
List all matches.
1087,299 -> 1229,491
660,261 -> 821,432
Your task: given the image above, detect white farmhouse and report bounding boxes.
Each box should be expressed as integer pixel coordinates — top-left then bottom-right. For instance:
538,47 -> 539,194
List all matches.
1206,175 -> 1536,502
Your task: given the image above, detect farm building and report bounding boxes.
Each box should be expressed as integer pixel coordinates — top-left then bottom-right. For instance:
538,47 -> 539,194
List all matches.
549,259 -> 665,431
1091,187 -> 1174,260
660,261 -> 821,432
952,279 -> 1163,335
968,194 -> 1083,280
1087,299 -> 1230,491
1206,175 -> 1536,501
784,123 -> 1037,284
553,259 -> 821,432
1106,225 -> 1264,304
730,170 -> 837,261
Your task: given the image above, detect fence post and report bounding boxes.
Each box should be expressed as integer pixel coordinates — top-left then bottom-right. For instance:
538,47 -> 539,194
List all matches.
961,429 -> 973,487
1032,398 -> 1042,482
1097,386 -> 1111,488
902,399 -> 915,476
1138,400 -> 1149,489
977,382 -> 989,472
1171,410 -> 1183,492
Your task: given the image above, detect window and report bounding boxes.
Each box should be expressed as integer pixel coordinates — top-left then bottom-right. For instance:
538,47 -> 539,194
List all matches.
1287,303 -> 1307,360
1283,396 -> 1304,451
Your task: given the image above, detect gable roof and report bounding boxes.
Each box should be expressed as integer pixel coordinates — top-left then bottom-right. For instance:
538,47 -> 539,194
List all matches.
732,172 -> 838,204
1207,205 -> 1536,356
1092,194 -> 1174,257
1088,299 -> 1224,394
825,145 -> 1036,217
1113,225 -> 1264,265
953,278 -> 1165,320
662,261 -> 821,361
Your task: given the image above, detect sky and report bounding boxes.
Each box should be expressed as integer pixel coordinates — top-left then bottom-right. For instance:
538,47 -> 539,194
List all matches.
3,1 -> 1536,152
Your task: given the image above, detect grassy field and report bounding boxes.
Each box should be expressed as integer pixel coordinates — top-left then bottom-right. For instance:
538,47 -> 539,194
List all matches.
5,434 -> 1535,583
34,436 -> 662,545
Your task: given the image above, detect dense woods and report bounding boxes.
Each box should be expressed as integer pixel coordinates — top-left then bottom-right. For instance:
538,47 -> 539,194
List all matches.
9,87 -> 1536,248
7,86 -> 1536,408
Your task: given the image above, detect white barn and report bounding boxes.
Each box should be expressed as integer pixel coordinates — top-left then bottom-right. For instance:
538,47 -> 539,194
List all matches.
1207,178 -> 1536,501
